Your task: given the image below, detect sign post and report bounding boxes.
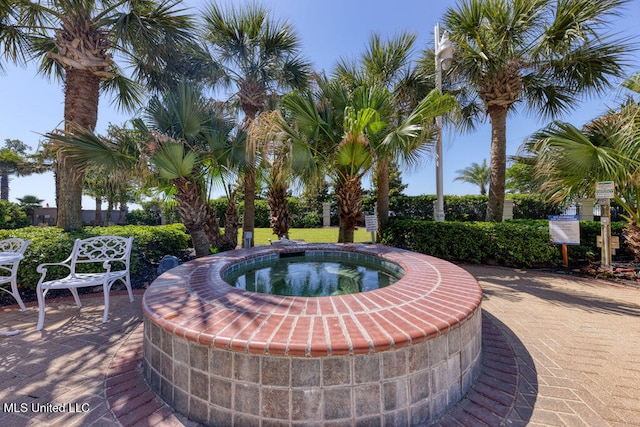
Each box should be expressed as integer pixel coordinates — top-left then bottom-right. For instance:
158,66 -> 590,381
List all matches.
549,215 -> 580,266
595,181 -> 615,269
364,215 -> 378,244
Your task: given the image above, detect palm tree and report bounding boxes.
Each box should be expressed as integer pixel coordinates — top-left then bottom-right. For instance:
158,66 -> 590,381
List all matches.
4,0 -> 195,230
443,0 -> 632,221
140,82 -> 242,256
0,1 -> 23,70
52,82 -> 238,257
277,77 -> 456,243
0,139 -> 44,201
265,155 -> 291,239
455,159 -> 490,195
505,161 -> 539,194
334,32 -> 435,236
150,141 -> 213,256
202,1 -> 310,246
83,173 -> 108,225
522,72 -> 640,257
250,110 -> 317,240
81,124 -> 141,225
17,194 -> 43,225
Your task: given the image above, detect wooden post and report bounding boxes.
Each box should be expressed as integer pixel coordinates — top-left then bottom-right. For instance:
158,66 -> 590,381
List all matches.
600,199 -> 612,269
562,244 -> 568,267
595,182 -> 614,269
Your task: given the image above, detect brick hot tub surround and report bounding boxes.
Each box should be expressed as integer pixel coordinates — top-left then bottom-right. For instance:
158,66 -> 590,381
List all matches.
142,244 -> 482,426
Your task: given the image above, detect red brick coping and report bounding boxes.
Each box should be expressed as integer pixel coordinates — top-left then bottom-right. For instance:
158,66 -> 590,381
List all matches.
142,244 -> 482,357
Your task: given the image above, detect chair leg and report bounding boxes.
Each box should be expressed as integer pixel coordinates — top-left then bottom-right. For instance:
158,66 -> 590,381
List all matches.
125,274 -> 134,303
103,284 -> 110,323
69,288 -> 82,308
36,287 -> 46,331
10,277 -> 27,311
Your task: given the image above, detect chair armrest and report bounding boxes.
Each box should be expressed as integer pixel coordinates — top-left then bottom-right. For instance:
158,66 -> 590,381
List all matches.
102,260 -> 114,273
36,262 -> 72,275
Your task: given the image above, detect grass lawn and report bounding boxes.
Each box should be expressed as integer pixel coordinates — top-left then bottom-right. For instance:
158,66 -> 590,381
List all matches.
238,227 -> 375,245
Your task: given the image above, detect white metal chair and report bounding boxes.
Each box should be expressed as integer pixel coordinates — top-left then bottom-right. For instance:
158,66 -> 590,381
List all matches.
0,238 -> 31,336
0,238 -> 31,311
35,235 -> 134,331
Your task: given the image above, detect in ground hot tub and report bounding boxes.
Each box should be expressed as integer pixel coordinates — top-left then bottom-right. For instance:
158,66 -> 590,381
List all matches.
142,244 -> 482,426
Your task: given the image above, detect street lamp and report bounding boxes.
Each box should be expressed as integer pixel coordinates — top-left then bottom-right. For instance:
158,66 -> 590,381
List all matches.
434,23 -> 453,222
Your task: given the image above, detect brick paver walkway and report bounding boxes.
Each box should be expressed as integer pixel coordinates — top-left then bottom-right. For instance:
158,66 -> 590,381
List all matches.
465,266 -> 640,426
1,267 -> 639,426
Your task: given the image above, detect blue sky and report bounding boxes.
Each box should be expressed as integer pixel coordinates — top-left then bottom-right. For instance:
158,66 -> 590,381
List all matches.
1,0 -> 639,208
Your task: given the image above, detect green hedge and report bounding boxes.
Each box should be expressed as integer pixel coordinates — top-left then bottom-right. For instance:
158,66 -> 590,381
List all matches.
363,194 -> 562,222
0,201 -> 29,229
0,224 -> 190,291
381,219 -> 626,268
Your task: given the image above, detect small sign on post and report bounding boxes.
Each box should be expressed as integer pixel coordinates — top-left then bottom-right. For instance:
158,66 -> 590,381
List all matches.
595,181 -> 615,199
595,181 -> 615,269
596,235 -> 620,253
364,215 -> 378,244
549,215 -> 580,267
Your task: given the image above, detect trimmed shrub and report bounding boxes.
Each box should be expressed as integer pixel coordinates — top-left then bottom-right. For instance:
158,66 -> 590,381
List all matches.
510,194 -> 563,219
364,194 -> 562,222
126,209 -> 161,226
0,201 -> 30,229
381,219 -> 626,268
0,224 -> 190,291
293,211 -> 321,228
237,199 -> 270,228
289,197 -> 323,228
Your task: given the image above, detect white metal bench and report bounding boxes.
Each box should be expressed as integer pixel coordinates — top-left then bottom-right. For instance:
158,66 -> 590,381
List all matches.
35,235 -> 134,331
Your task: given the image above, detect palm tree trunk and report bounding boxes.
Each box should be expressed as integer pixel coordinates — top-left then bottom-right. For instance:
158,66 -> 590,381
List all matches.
95,197 -> 102,226
118,203 -> 127,225
204,214 -> 221,248
336,177 -> 364,243
267,183 -> 290,239
174,177 -> 211,257
486,106 -> 508,222
243,169 -> 256,247
106,199 -> 114,224
0,171 -> 8,201
223,192 -> 239,251
190,227 -> 211,258
57,68 -> 101,230
622,223 -> 640,261
56,156 -> 85,230
375,157 -> 390,241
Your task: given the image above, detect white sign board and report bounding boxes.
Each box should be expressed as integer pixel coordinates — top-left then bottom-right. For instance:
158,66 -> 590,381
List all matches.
595,181 -> 615,199
549,215 -> 580,245
364,215 -> 378,232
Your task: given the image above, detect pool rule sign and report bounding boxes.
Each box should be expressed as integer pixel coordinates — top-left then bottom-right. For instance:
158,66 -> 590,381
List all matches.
365,214 -> 378,243
549,215 -> 580,267
595,181 -> 614,269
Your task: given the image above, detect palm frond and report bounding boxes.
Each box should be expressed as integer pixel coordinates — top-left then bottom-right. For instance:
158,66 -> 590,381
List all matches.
151,141 -> 198,180
100,73 -> 144,112
46,127 -> 129,173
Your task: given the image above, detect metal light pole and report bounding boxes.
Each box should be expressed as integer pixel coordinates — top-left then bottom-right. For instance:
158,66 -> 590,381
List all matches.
434,23 -> 453,222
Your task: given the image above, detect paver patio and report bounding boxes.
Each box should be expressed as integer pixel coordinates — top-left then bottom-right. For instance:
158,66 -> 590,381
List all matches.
0,266 -> 639,426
